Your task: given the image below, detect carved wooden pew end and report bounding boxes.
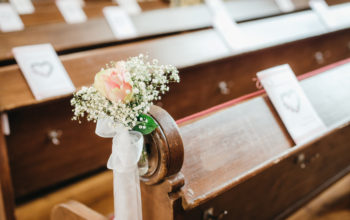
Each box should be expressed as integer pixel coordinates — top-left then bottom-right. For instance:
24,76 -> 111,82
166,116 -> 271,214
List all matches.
51,105 -> 185,220
141,105 -> 184,185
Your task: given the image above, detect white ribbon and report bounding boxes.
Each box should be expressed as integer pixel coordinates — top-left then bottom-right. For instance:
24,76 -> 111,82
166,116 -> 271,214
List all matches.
96,118 -> 143,220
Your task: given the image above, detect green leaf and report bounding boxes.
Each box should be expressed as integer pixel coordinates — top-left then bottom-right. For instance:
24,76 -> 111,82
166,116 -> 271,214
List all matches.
132,114 -> 158,135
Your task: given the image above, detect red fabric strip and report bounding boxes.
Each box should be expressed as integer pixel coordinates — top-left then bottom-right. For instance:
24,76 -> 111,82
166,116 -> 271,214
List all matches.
176,58 -> 350,125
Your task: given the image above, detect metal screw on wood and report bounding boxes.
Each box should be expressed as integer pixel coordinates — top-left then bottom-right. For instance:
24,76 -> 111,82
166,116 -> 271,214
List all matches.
296,153 -> 306,169
314,51 -> 325,64
203,207 -> 228,220
218,81 -> 230,95
48,130 -> 63,146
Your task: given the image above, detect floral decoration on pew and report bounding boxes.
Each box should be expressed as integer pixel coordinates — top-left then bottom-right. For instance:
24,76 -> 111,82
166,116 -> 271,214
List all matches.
70,54 -> 179,220
71,54 -> 179,134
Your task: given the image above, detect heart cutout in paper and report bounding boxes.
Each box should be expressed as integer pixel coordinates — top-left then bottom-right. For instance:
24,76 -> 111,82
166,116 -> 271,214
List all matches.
280,89 -> 300,113
31,61 -> 53,78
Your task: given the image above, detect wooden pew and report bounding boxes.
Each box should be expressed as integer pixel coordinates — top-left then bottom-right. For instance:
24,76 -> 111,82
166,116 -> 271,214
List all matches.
1,3 -> 350,219
20,0 -> 115,27
20,0 -> 169,27
2,57 -> 350,220
0,4 -> 350,202
1,3 -> 350,115
48,59 -> 350,219
3,0 -> 350,28
0,0 -> 282,63
3,0 -> 349,63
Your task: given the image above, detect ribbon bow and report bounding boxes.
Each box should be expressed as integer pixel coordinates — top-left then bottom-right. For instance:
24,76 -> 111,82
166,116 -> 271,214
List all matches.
95,117 -> 143,172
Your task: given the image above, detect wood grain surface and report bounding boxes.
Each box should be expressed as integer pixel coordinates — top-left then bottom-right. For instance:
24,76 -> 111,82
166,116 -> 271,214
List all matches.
0,118 -> 15,220
15,59 -> 350,220
2,0 -> 348,62
179,61 -> 350,210
15,171 -> 350,220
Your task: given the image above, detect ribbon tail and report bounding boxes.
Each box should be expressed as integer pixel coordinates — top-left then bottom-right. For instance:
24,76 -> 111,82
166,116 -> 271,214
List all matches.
96,118 -> 143,220
113,168 -> 142,220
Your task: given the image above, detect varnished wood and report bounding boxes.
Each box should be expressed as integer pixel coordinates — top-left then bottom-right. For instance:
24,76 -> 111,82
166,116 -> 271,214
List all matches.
0,2 -> 349,218
6,99 -> 111,198
12,53 -> 350,219
1,26 -> 350,116
0,117 -> 15,220
16,172 -> 350,220
51,200 -> 107,220
20,0 -> 168,27
44,60 -> 350,220
178,61 -> 350,211
0,185 -> 6,220
1,3 -> 350,112
0,27 -> 348,219
2,0 -> 340,62
142,105 -> 184,184
0,0 -> 277,62
20,0 -> 114,27
16,171 -> 114,220
289,173 -> 350,219
0,10 -> 349,201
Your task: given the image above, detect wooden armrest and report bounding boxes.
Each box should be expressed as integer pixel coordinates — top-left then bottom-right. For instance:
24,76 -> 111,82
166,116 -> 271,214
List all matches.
51,200 -> 108,220
141,105 -> 184,185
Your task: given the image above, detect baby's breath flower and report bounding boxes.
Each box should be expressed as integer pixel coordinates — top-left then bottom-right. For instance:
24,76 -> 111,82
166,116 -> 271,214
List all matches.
71,55 -> 180,129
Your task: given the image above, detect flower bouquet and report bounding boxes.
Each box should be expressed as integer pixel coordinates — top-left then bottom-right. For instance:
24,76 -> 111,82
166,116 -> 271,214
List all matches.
71,54 -> 179,220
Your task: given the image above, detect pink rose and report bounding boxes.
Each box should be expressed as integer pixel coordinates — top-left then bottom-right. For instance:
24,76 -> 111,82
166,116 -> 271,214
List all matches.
94,61 -> 133,103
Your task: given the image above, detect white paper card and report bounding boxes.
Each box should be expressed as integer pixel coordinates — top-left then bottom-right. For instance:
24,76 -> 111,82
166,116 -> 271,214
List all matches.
13,44 -> 75,100
9,0 -> 34,14
204,0 -> 247,51
115,0 -> 141,15
0,3 -> 24,32
103,6 -> 137,39
56,0 -> 87,24
257,64 -> 327,144
275,0 -> 295,12
309,0 -> 337,29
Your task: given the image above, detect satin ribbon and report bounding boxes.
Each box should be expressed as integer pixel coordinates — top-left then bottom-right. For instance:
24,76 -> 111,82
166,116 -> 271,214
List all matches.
96,118 -> 143,220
